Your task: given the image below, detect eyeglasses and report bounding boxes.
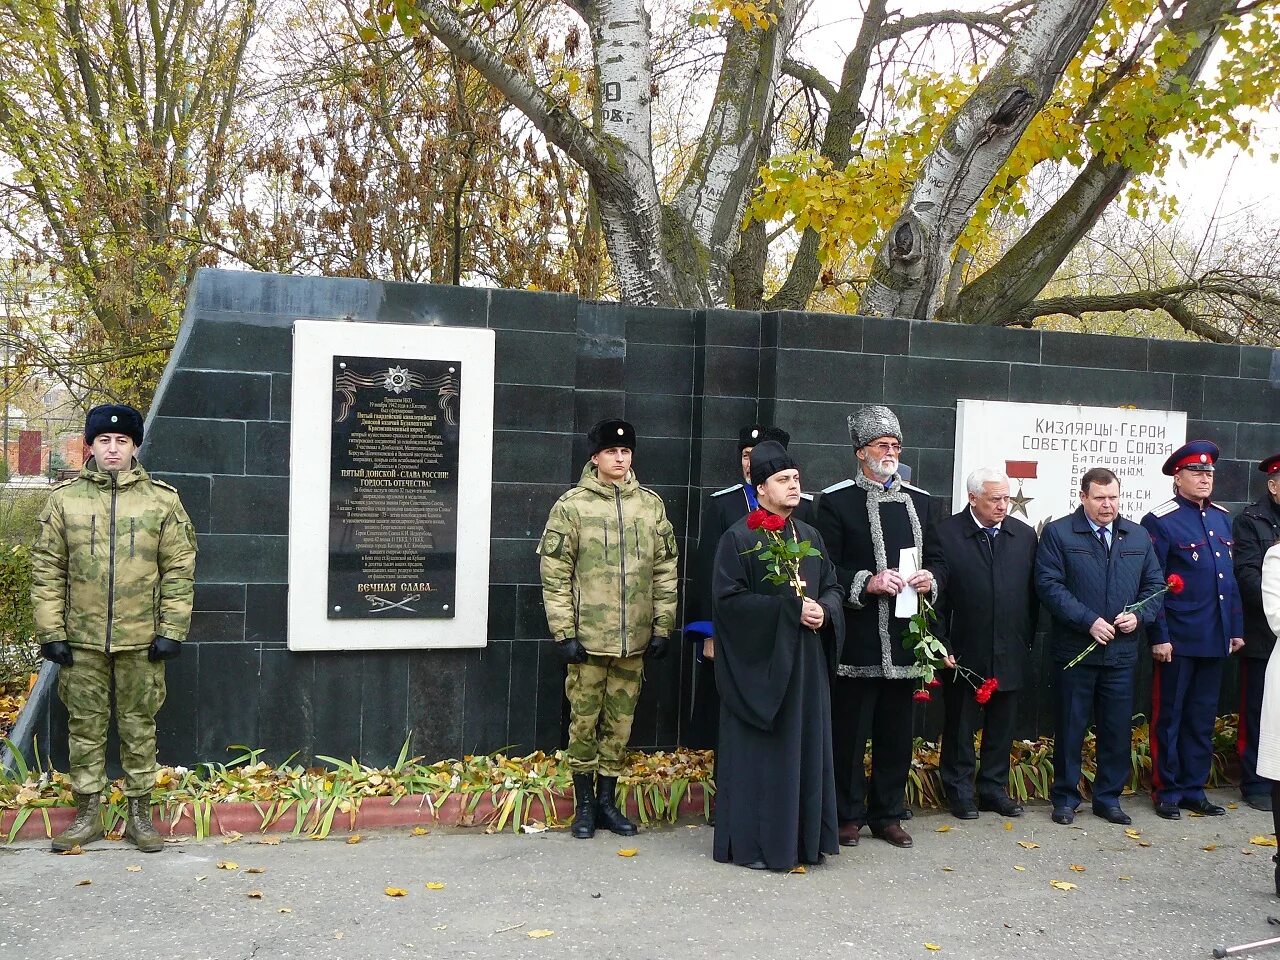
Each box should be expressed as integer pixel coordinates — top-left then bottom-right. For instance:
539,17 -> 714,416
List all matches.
866,442 -> 902,454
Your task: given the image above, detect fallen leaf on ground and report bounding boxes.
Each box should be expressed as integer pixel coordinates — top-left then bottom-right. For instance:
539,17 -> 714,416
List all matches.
217,860 -> 238,870
941,867 -> 954,872
1124,828 -> 1142,839
1050,880 -> 1078,891
221,831 -> 243,844
248,890 -> 263,899
521,821 -> 548,834
411,826 -> 430,836
347,835 -> 362,844
1250,835 -> 1278,847
1137,841 -> 1152,848
1013,866 -> 1026,872
935,825 -> 952,833
61,845 -> 83,856
426,882 -> 445,890
334,932 -> 344,940
1244,850 -> 1255,856
75,879 -> 91,886
255,837 -> 282,846
1069,864 -> 1085,873
527,930 -> 554,939
1227,803 -> 1239,810
1202,844 -> 1218,852
195,875 -> 207,882
1016,841 -> 1039,849
925,944 -> 942,952
433,924 -> 448,931
1119,876 -> 1132,881
278,907 -> 292,914
1003,823 -> 1013,831
126,865 -> 142,873
789,865 -> 807,874
246,867 -> 266,874
617,848 -> 638,857
384,887 -> 408,897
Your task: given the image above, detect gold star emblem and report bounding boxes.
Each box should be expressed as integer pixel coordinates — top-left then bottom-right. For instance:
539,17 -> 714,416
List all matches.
1009,484 -> 1034,517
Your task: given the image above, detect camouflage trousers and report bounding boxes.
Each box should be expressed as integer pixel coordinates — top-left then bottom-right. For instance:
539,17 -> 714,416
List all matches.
564,653 -> 644,777
56,648 -> 166,797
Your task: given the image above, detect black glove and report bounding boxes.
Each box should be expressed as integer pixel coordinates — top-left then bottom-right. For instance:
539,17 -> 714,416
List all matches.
645,634 -> 670,661
555,637 -> 589,664
40,641 -> 74,666
148,636 -> 182,662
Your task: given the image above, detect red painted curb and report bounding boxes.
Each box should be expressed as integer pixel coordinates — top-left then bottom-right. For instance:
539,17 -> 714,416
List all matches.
2,784 -> 711,842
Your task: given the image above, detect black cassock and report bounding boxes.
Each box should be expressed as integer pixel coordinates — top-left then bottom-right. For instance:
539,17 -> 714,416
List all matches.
711,513 -> 845,869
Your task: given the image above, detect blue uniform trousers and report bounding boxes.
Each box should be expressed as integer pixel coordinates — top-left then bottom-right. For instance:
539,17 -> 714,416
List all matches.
1150,655 -> 1223,805
1052,661 -> 1135,810
1237,658 -> 1271,799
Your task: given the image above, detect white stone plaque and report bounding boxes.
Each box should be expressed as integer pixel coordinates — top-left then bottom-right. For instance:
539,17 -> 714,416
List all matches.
952,400 -> 1187,532
288,319 -> 495,650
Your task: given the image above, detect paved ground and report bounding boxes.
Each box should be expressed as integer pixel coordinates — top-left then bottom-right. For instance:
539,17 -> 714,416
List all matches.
4,790 -> 1280,960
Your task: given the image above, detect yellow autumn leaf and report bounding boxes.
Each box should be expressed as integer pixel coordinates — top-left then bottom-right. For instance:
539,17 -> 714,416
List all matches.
1227,803 -> 1239,810
255,837 -> 282,846
384,887 -> 408,897
426,882 -> 445,890
1069,864 -> 1086,873
347,835 -> 362,845
1202,844 -> 1218,852
246,867 -> 266,874
528,930 -> 555,939
411,827 -> 430,836
1250,835 -> 1278,847
1119,876 -> 1132,881
126,865 -> 142,873
1124,828 -> 1142,839
789,865 -> 807,874
1016,841 -> 1039,849
217,860 -> 238,870
941,867 -> 954,872
1013,865 -> 1026,872
278,907 -> 292,914
248,890 -> 263,899
1050,880 -> 1078,891
1003,822 -> 1013,831
1138,841 -> 1152,848
925,945 -> 942,952
61,845 -> 83,856
617,848 -> 639,857
935,825 -> 952,833
222,831 -> 243,844
75,879 -> 91,886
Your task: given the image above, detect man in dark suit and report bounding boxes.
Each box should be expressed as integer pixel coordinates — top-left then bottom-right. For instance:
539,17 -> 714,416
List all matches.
813,405 -> 944,849
1233,452 -> 1280,810
1036,466 -> 1165,826
936,467 -> 1038,820
686,425 -> 808,749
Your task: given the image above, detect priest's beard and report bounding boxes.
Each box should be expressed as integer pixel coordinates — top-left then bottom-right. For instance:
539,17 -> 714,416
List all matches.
865,454 -> 898,482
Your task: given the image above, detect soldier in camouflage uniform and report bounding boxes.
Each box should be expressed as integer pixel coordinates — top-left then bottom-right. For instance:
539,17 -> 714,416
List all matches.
31,404 -> 197,853
538,418 -> 679,839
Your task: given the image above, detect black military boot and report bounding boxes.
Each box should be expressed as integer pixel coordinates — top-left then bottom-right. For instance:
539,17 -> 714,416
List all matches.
595,775 -> 637,836
124,796 -> 163,853
51,792 -> 104,852
570,774 -> 597,839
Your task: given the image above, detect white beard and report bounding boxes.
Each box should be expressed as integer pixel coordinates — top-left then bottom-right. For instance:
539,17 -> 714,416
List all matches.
867,456 -> 898,482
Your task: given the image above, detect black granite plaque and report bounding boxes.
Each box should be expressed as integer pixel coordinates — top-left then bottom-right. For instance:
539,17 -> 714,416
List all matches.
328,356 -> 460,618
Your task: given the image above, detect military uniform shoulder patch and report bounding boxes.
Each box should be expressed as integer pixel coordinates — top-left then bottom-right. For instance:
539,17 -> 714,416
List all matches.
822,478 -> 854,495
150,477 -> 180,494
711,483 -> 744,497
1149,499 -> 1179,518
1209,501 -> 1230,513
901,481 -> 931,496
799,492 -> 814,501
638,485 -> 666,503
49,477 -> 79,492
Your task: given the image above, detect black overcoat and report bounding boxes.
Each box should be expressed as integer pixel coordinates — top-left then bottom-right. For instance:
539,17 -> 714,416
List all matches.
1233,495 -> 1280,660
934,510 -> 1039,690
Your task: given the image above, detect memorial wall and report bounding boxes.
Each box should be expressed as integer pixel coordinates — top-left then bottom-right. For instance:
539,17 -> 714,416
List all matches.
36,268 -> 1279,769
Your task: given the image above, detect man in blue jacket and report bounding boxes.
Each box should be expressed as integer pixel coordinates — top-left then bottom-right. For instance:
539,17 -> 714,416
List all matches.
1141,440 -> 1244,820
1036,467 -> 1165,826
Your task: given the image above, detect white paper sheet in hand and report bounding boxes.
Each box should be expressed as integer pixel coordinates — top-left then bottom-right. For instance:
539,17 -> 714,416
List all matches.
895,547 -> 920,619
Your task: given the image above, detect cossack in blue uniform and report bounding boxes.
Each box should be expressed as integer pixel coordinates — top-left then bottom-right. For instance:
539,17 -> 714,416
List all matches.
1140,440 -> 1244,816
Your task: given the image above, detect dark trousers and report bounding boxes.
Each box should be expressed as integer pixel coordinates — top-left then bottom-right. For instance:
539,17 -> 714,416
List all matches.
1151,654 -> 1224,805
939,681 -> 1017,805
1052,661 -> 1135,810
686,657 -> 719,751
1238,658 -> 1271,799
831,675 -> 913,829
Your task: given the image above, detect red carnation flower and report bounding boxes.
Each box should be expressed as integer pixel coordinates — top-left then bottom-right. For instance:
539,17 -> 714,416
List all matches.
746,508 -> 768,530
975,688 -> 992,705
913,689 -> 932,702
927,678 -> 942,688
761,513 -> 786,532
985,677 -> 999,693
1166,573 -> 1185,595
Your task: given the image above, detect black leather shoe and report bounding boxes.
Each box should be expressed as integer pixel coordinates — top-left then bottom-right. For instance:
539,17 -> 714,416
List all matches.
1179,797 -> 1226,816
570,774 -> 596,839
1051,807 -> 1075,825
1245,793 -> 1274,812
949,803 -> 979,820
1154,801 -> 1181,820
1092,805 -> 1132,825
743,860 -> 769,870
871,823 -> 913,848
979,795 -> 1024,817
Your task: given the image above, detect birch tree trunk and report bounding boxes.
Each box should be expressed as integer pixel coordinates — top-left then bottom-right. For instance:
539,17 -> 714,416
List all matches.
858,0 -> 1107,319
947,0 -> 1235,326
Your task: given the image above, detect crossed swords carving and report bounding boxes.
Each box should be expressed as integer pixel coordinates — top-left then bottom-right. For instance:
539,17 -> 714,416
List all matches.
365,594 -> 420,613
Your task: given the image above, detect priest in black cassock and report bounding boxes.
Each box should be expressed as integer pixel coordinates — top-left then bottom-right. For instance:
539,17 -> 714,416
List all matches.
711,440 -> 845,870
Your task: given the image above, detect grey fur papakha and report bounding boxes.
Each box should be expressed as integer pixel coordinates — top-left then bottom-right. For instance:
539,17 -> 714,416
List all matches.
564,653 -> 644,775
537,462 -> 678,657
32,460 -> 197,651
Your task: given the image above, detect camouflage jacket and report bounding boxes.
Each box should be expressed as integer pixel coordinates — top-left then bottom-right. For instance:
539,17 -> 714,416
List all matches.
537,463 -> 679,657
31,458 -> 197,652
